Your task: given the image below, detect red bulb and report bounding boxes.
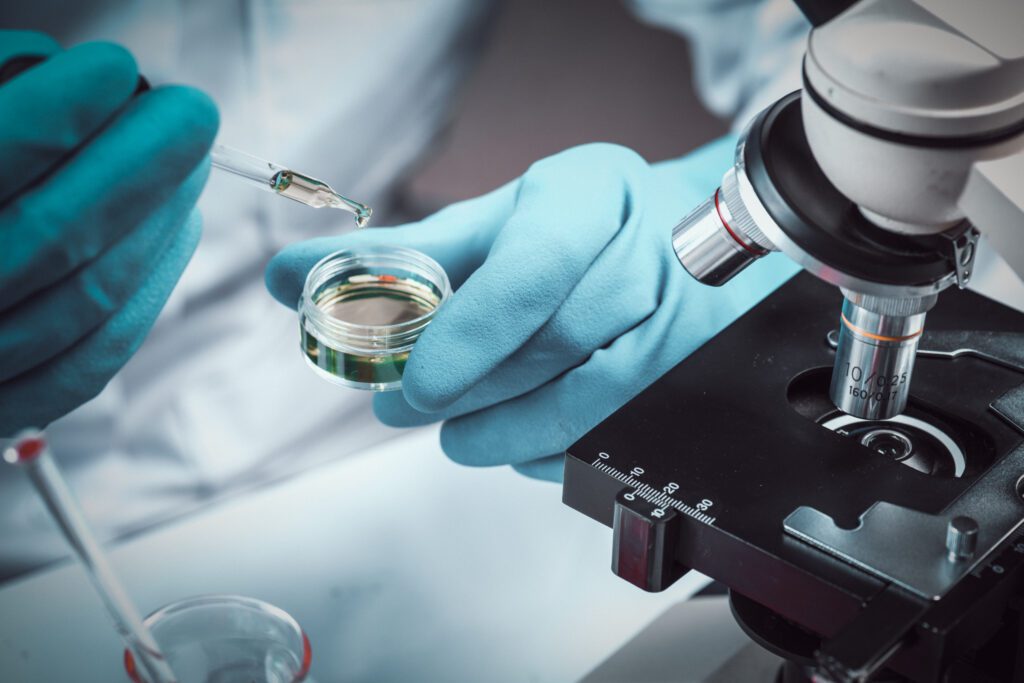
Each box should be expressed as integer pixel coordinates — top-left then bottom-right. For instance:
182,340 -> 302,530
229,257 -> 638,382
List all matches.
14,436 -> 46,462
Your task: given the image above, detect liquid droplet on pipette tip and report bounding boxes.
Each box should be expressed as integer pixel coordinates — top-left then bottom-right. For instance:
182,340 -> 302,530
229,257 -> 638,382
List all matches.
355,206 -> 373,229
324,190 -> 372,228
4,430 -> 46,464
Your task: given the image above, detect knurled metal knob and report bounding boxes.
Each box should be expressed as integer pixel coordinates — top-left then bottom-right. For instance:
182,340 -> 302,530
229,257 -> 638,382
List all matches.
672,167 -> 774,286
946,516 -> 979,562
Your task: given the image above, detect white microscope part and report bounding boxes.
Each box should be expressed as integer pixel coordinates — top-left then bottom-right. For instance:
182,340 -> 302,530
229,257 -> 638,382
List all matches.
803,0 -> 1024,241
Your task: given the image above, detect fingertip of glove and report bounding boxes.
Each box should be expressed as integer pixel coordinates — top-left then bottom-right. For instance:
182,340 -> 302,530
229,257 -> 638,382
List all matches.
438,420 -> 478,467
182,208 -> 203,248
145,85 -> 220,146
372,392 -> 408,426
400,360 -> 460,413
537,143 -> 648,176
511,457 -> 565,483
264,240 -> 329,308
0,30 -> 61,59
372,392 -> 437,427
67,41 -> 139,98
265,236 -> 383,308
580,142 -> 648,165
264,250 -> 305,309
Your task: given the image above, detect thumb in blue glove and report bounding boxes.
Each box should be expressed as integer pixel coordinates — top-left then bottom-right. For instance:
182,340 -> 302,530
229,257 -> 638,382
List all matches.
266,138 -> 798,481
0,31 -> 219,435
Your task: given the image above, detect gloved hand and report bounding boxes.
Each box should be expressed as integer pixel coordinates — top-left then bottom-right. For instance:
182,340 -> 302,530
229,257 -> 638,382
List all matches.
266,139 -> 798,481
0,31 -> 219,435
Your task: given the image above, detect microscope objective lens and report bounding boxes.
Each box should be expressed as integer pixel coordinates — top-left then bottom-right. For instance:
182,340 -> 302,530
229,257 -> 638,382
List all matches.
829,293 -> 935,420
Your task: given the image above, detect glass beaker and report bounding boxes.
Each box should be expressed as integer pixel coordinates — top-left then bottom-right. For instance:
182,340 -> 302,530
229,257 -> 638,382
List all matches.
124,594 -> 311,683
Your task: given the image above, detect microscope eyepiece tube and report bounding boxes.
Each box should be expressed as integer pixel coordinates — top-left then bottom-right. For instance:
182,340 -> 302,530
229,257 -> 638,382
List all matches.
672,167 -> 774,286
829,292 -> 937,420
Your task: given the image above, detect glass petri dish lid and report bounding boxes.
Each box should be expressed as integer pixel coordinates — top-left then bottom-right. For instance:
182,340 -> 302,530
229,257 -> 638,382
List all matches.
298,246 -> 451,391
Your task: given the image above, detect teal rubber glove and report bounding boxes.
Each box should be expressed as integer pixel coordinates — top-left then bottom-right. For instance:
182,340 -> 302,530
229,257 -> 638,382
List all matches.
266,139 -> 798,481
0,31 -> 219,435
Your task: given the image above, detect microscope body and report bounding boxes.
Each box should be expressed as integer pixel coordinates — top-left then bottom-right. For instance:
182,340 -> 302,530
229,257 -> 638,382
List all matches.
673,0 -> 1024,421
563,2 -> 1024,681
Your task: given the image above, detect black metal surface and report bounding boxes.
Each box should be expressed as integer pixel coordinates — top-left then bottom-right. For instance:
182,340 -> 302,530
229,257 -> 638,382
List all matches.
744,93 -> 959,287
730,591 -> 819,665
815,585 -> 926,682
784,442 -> 1024,601
563,273 -> 1024,681
994,383 -> 1024,434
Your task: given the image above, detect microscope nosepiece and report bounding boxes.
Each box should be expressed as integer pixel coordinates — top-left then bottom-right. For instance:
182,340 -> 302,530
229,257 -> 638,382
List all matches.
672,167 -> 774,286
830,292 -> 937,420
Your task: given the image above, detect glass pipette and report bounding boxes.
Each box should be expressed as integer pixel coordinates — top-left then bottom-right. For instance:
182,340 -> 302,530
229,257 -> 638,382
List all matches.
211,144 -> 373,228
4,430 -> 179,683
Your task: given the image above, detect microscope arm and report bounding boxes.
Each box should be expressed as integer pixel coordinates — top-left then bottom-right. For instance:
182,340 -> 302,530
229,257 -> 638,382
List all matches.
959,151 -> 1024,283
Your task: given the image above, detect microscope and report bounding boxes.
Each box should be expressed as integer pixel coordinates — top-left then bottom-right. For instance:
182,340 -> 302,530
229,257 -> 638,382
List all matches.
562,1 -> 1024,681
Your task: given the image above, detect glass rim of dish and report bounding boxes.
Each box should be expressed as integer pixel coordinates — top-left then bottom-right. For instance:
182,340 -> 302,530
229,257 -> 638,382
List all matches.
299,245 -> 451,349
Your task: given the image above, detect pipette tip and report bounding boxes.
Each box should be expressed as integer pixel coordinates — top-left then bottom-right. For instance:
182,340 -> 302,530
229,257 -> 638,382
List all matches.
3,429 -> 45,465
355,206 -> 373,228
326,191 -> 373,228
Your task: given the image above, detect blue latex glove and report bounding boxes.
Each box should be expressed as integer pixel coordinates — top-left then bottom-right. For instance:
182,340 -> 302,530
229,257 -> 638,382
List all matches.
0,31 -> 219,435
267,139 -> 798,481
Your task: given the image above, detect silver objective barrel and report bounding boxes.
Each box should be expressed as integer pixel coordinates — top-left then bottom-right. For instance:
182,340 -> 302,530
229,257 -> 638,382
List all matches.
671,158 -> 942,423
830,292 -> 937,420
672,167 -> 774,285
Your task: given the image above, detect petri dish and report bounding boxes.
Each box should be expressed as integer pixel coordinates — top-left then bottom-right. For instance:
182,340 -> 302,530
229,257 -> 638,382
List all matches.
298,246 -> 451,391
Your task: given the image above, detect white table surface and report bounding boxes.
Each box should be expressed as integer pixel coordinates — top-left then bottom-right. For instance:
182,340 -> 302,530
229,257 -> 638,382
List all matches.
0,426 -> 707,682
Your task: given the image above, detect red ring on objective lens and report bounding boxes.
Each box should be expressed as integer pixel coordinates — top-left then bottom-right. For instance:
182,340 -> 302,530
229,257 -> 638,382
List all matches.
714,188 -> 767,256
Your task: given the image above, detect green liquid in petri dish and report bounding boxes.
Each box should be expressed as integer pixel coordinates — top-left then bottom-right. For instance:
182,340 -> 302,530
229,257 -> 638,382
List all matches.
302,274 -> 441,388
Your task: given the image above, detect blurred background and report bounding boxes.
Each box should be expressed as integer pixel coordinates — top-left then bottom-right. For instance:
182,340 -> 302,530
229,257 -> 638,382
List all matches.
405,0 -> 727,213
